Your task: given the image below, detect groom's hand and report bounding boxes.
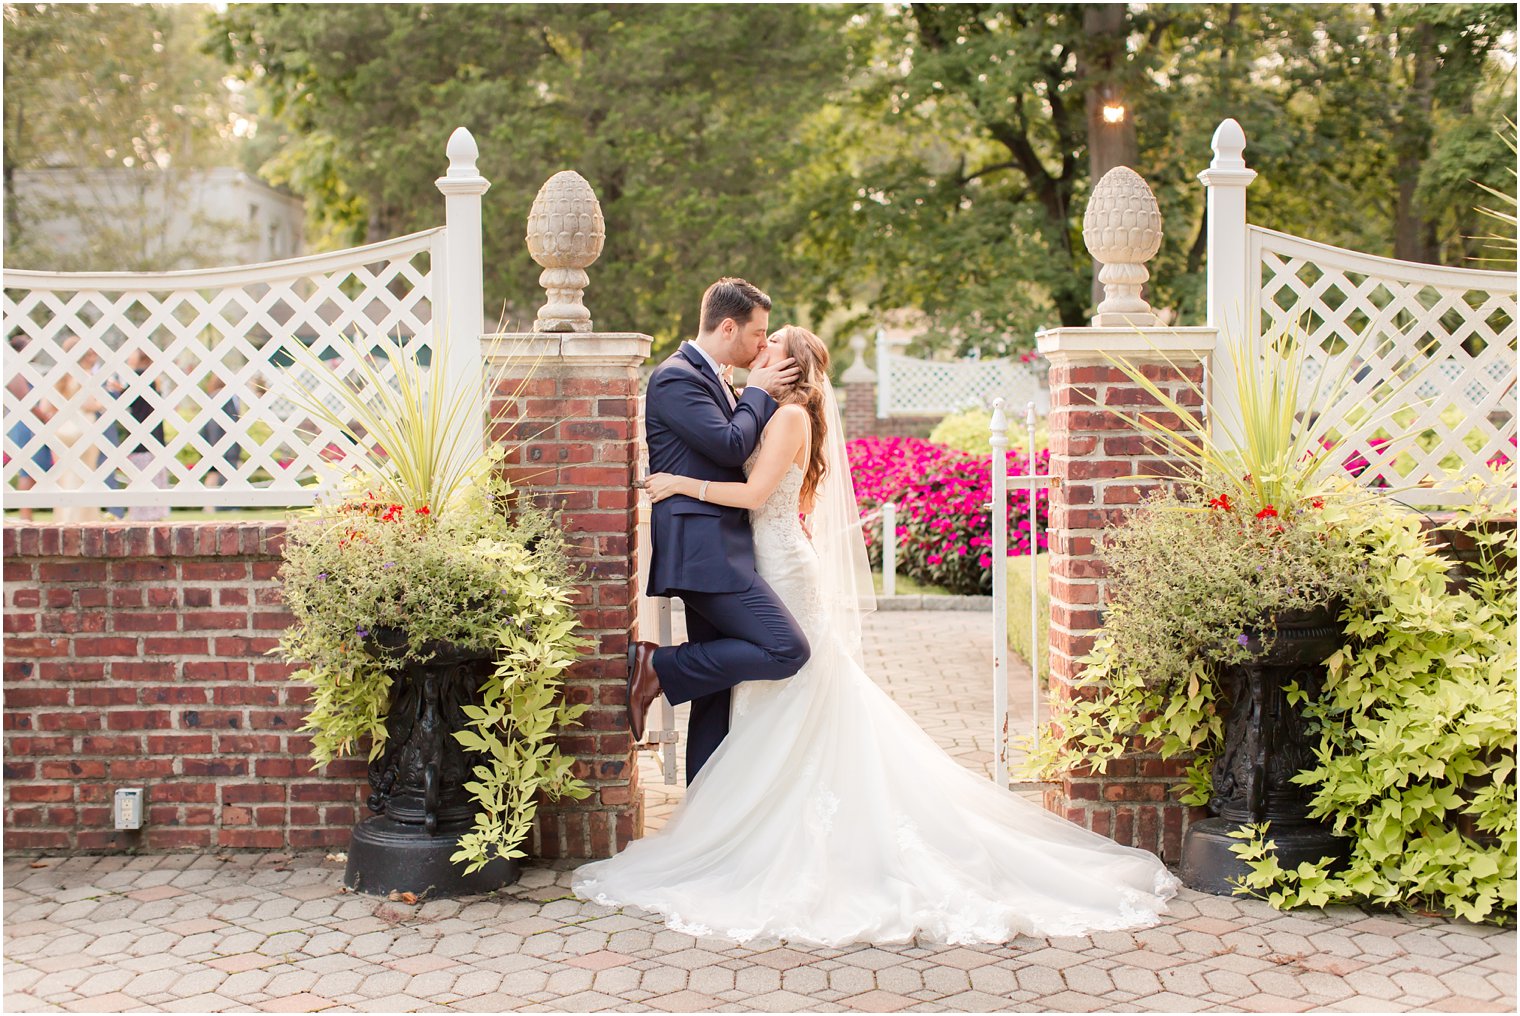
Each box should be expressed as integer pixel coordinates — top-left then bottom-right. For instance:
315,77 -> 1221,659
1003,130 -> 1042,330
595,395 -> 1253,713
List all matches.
746,353 -> 800,398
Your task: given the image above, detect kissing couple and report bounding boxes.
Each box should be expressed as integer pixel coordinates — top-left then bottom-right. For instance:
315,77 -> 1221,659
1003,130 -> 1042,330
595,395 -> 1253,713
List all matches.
573,278 -> 1178,946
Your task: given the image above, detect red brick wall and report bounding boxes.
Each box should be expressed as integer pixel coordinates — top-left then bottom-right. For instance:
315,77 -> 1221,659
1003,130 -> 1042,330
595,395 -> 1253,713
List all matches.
1042,360 -> 1208,864
490,357 -> 644,860
3,347 -> 647,861
1,521 -> 365,853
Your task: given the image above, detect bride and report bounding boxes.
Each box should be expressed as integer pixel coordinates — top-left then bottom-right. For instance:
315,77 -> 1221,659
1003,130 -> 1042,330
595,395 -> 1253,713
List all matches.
572,325 -> 1178,946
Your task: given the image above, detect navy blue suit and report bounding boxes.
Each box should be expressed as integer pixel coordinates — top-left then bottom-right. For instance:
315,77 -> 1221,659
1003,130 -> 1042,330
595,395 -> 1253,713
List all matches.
645,344 -> 811,782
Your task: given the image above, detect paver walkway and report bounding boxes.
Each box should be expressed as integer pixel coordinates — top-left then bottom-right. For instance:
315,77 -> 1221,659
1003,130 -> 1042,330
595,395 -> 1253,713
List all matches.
4,611 -> 1516,1013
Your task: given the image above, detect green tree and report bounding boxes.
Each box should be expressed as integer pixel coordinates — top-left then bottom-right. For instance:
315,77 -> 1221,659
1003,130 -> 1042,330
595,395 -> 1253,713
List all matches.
3,2 -> 248,270
788,3 -> 1516,355
213,3 -> 856,355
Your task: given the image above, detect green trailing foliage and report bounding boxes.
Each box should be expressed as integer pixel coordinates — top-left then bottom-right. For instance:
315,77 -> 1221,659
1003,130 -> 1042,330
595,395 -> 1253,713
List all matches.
1026,486 -> 1368,805
1028,478 -> 1517,923
275,463 -> 593,872
1228,482 -> 1516,922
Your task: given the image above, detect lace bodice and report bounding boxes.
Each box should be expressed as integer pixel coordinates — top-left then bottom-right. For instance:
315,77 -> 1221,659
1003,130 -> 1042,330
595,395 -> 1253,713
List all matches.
746,454 -> 808,552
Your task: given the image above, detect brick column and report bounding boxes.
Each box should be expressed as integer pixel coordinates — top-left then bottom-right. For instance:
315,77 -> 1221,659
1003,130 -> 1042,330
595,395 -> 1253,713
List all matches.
1035,326 -> 1215,863
840,334 -> 877,440
484,331 -> 650,860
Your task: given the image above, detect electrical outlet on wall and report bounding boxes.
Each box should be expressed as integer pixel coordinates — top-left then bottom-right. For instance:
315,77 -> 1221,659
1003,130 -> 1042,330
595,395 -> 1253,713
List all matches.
114,788 -> 144,830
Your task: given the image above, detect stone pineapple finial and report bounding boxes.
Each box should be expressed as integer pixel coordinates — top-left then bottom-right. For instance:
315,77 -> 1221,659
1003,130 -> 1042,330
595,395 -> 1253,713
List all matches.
1083,166 -> 1164,327
526,170 -> 605,332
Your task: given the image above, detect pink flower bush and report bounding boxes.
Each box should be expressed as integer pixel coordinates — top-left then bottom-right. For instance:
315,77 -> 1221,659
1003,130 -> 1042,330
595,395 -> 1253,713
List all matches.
847,436 -> 1049,595
846,437 -> 960,509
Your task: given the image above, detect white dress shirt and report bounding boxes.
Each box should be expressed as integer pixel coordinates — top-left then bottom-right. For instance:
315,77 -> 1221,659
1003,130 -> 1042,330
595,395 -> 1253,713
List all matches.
686,341 -> 736,409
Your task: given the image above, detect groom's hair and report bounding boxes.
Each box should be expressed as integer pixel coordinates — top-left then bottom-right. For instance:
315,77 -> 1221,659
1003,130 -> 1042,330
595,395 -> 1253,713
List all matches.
699,278 -> 771,334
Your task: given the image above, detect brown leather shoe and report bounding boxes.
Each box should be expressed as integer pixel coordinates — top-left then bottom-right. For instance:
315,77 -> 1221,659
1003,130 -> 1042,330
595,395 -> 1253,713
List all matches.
626,640 -> 663,742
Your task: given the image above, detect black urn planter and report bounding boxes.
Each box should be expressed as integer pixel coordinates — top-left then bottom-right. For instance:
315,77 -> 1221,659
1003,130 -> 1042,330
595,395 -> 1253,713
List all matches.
343,628 -> 520,897
1180,603 -> 1351,895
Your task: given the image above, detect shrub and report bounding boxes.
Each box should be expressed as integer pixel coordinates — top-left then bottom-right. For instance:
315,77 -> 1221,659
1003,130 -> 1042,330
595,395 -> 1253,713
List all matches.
930,406 -> 1049,457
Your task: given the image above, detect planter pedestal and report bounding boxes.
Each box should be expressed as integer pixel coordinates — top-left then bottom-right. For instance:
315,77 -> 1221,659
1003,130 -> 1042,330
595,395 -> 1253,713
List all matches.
1180,605 -> 1350,894
346,815 -> 518,897
343,632 -> 521,897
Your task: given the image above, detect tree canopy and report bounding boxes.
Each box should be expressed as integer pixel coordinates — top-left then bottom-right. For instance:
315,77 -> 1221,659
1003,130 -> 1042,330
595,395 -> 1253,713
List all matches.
7,3 -> 1515,356
3,2 -> 248,270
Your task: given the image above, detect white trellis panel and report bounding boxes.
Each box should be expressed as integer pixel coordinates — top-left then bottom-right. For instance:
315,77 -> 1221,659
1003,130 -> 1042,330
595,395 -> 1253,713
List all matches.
1252,226 -> 1518,504
878,351 -> 1049,418
3,229 -> 442,508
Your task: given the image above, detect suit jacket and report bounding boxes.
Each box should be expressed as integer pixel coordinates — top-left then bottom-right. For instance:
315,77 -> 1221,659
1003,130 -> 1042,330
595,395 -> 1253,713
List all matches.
645,343 -> 778,596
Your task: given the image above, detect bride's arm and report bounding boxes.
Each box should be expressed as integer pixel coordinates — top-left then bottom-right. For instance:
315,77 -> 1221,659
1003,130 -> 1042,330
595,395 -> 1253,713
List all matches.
647,406 -> 808,511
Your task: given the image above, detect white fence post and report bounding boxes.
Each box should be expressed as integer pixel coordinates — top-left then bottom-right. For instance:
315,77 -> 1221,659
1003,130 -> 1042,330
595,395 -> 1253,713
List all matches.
435,127 -> 490,458
989,399 -> 1010,790
1023,401 -> 1041,751
1196,118 -> 1257,450
874,327 -> 891,419
882,502 -> 898,598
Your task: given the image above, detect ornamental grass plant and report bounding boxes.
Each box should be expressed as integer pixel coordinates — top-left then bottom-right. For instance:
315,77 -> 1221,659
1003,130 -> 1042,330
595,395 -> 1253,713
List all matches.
269,330 -> 591,872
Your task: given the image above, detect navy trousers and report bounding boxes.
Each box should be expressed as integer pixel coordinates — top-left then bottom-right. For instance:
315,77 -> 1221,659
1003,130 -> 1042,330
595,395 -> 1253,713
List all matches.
653,576 -> 810,784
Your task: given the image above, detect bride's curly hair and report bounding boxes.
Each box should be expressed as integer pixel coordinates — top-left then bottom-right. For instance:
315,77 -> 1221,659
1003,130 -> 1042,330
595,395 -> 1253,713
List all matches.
769,325 -> 831,510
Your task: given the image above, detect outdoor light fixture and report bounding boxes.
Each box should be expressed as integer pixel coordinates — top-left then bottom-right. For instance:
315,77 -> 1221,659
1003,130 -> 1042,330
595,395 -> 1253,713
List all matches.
1102,102 -> 1127,124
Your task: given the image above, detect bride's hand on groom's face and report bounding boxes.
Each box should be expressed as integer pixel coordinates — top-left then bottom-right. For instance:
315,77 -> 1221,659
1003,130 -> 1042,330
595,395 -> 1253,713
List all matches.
645,472 -> 682,502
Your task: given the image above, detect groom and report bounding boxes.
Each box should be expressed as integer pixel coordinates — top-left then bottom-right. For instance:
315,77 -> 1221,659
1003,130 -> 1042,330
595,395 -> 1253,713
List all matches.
628,277 -> 811,783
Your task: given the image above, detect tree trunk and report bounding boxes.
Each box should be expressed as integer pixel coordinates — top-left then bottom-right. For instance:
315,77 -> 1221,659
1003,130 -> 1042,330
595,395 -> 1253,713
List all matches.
1392,22 -> 1437,264
1081,3 -> 1140,310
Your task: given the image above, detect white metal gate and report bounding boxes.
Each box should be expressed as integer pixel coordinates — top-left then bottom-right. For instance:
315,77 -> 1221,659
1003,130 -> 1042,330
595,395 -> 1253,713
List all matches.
988,398 -> 1056,789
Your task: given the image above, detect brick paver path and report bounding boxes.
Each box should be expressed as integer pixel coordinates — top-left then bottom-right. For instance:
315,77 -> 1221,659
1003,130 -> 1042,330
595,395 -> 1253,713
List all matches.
5,610 -> 1515,1013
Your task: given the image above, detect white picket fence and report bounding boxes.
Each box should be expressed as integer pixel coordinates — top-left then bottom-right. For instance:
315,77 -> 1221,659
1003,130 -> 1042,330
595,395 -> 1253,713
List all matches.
3,128 -> 488,510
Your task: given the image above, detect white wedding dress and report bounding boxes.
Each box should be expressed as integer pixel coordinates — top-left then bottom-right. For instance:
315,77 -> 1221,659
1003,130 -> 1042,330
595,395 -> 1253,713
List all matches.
573,458 -> 1179,946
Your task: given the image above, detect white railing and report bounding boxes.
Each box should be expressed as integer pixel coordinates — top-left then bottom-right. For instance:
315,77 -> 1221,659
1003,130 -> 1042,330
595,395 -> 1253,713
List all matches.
3,127 -> 489,512
988,399 -> 1056,790
1201,119 -> 1517,505
876,333 -> 1049,419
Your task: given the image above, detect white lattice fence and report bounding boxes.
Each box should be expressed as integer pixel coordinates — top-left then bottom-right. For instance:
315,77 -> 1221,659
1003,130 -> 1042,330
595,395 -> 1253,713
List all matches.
4,230 -> 441,509
877,347 -> 1048,418
1253,226 -> 1517,504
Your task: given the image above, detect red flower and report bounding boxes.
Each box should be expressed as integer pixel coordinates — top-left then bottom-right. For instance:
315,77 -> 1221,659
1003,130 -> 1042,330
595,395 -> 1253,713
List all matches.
1256,505 -> 1278,519
1310,498 -> 1324,509
415,505 -> 431,516
1207,493 -> 1232,511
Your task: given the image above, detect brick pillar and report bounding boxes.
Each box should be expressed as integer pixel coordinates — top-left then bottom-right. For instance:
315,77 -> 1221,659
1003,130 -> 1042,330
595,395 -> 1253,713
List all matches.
840,334 -> 878,440
1035,326 -> 1215,864
842,380 -> 876,440
485,331 -> 651,860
